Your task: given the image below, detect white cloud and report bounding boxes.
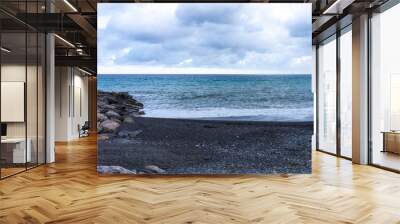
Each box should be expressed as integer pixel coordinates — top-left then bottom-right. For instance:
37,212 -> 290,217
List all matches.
98,3 -> 311,75
178,58 -> 193,66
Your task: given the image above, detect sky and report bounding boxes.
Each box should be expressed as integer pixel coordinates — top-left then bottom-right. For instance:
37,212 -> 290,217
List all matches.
98,3 -> 311,75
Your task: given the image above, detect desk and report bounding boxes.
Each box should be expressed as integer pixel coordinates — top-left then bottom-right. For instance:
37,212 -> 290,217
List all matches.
1,138 -> 31,163
382,131 -> 400,154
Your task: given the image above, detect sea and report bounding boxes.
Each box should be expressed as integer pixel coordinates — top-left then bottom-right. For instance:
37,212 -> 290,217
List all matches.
98,74 -> 313,122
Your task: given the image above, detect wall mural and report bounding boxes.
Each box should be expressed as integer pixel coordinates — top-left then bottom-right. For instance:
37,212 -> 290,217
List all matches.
97,3 -> 313,174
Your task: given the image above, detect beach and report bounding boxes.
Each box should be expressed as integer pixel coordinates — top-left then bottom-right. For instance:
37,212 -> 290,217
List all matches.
97,74 -> 314,174
98,117 -> 312,174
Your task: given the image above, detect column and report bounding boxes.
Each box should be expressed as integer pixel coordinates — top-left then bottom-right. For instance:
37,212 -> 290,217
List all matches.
352,14 -> 369,164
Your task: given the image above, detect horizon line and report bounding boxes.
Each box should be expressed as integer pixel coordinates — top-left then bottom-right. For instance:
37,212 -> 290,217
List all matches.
97,73 -> 312,76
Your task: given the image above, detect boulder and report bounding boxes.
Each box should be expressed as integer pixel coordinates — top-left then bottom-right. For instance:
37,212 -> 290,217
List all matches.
117,130 -> 129,138
144,165 -> 166,174
110,117 -> 122,123
97,122 -> 103,133
98,134 -> 109,140
100,120 -> 120,133
117,130 -> 142,138
97,91 -> 145,134
97,113 -> 107,122
97,166 -> 136,174
102,104 -> 116,111
128,130 -> 142,138
123,116 -> 134,123
106,110 -> 121,119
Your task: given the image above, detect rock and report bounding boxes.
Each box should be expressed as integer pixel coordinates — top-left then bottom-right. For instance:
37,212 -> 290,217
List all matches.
128,130 -> 142,138
103,104 -> 116,111
117,130 -> 129,138
126,108 -> 139,114
123,116 -> 134,123
98,134 -> 109,140
117,130 -> 142,138
106,110 -> 121,119
97,113 -> 107,122
97,122 -> 103,132
129,112 -> 139,117
110,117 -> 122,124
144,165 -> 166,174
97,166 -> 136,174
113,138 -> 132,144
100,120 -> 120,133
97,91 -> 145,134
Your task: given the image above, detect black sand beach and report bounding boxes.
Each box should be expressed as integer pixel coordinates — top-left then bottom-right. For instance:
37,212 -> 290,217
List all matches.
98,117 -> 312,174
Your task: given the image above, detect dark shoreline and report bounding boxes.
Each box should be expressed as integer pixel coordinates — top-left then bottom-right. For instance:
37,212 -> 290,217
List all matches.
142,116 -> 313,125
98,117 -> 312,174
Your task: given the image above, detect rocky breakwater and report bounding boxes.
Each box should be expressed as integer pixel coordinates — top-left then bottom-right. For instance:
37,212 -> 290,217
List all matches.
97,91 -> 167,174
97,91 -> 144,135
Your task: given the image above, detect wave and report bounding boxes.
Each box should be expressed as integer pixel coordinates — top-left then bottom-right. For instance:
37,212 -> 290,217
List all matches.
143,107 -> 313,122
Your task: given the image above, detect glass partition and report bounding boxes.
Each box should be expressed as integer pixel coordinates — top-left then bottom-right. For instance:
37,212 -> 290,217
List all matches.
38,32 -> 45,165
0,3 -> 46,179
27,30 -> 38,169
370,3 -> 400,171
1,30 -> 28,177
317,36 -> 337,154
339,28 -> 352,158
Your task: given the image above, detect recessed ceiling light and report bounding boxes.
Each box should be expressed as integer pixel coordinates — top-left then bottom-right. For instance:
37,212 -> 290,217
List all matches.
1,47 -> 11,53
54,34 -> 75,48
323,0 -> 354,15
63,0 -> 78,12
78,67 -> 93,76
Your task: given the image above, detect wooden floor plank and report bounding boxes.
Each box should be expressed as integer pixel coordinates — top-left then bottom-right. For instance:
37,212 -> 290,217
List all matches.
0,135 -> 400,223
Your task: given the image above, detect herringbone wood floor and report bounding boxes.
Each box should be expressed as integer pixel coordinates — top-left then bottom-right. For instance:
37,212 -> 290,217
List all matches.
1,135 -> 400,224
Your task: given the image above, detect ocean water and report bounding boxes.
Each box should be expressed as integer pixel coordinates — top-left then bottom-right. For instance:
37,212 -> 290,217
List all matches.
98,74 -> 313,122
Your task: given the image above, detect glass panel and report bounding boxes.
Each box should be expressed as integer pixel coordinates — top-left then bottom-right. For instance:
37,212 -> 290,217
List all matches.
38,32 -> 45,165
340,29 -> 352,158
26,0 -> 39,169
0,1 -> 46,178
371,4 -> 400,171
1,30 -> 27,177
318,37 -> 337,154
27,31 -> 38,169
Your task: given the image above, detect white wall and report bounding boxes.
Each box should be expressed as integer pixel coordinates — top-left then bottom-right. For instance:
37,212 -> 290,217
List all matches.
55,66 -> 70,141
54,67 -> 89,141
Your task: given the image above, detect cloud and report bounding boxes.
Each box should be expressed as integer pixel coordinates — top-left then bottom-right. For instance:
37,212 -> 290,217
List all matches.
98,3 -> 311,74
175,4 -> 240,25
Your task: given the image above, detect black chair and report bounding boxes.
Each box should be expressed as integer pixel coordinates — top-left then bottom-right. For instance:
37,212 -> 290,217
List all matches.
78,121 -> 90,138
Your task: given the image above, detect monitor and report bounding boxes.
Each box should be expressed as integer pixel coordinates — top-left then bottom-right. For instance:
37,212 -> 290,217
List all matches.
1,123 -> 7,137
